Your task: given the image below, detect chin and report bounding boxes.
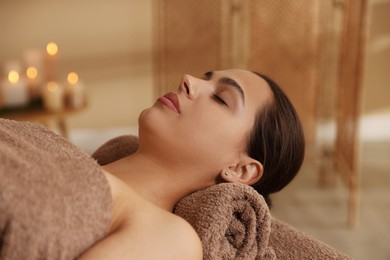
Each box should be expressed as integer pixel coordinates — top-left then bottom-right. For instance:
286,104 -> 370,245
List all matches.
138,107 -> 171,149
138,108 -> 157,139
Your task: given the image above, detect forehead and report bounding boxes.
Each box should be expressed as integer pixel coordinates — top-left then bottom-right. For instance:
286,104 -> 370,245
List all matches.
213,69 -> 272,111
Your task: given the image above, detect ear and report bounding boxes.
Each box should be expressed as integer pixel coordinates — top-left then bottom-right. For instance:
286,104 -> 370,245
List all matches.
220,156 -> 263,185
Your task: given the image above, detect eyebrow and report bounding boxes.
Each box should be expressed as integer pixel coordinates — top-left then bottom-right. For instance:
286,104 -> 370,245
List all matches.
204,71 -> 245,104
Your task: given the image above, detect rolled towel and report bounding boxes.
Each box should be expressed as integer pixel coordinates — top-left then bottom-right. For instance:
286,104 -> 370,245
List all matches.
174,183 -> 276,260
92,135 -> 139,165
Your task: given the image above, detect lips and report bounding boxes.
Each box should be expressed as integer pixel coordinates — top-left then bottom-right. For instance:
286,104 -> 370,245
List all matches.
158,92 -> 181,114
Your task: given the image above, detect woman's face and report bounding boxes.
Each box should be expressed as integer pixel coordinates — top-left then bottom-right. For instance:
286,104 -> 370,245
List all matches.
139,69 -> 272,182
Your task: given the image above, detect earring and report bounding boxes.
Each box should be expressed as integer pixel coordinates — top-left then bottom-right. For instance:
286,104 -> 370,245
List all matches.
224,171 -> 229,176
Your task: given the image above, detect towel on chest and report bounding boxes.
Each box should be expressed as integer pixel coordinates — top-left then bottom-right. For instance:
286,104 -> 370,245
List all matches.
0,119 -> 112,260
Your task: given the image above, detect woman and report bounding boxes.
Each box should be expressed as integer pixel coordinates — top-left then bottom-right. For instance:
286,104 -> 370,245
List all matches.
79,69 -> 305,259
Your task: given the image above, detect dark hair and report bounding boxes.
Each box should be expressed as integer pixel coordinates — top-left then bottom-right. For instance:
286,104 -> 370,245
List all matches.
247,72 -> 305,208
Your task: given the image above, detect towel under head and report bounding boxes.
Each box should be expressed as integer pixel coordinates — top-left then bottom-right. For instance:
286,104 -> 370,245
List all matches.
174,183 -> 276,260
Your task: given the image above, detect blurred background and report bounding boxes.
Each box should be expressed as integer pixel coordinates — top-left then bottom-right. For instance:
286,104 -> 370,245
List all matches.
0,0 -> 389,259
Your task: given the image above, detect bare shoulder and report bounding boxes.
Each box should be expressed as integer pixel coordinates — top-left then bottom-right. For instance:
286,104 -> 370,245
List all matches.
162,213 -> 203,259
136,208 -> 203,259
79,210 -> 203,260
82,170 -> 202,259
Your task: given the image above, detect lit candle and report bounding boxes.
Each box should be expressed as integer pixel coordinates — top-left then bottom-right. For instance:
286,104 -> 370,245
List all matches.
24,49 -> 44,100
66,72 -> 85,108
45,42 -> 59,82
42,81 -> 64,112
1,61 -> 29,108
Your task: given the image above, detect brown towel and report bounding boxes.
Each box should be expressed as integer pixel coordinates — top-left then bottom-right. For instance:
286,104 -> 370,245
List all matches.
92,134 -> 139,166
269,218 -> 352,259
174,183 -> 276,260
0,119 -> 112,260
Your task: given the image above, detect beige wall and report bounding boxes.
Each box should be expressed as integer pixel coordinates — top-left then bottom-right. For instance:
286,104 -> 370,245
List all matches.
0,0 -> 154,129
361,0 -> 390,142
364,0 -> 390,114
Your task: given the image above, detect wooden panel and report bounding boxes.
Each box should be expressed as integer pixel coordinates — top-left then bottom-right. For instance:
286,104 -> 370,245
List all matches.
334,0 -> 368,227
247,0 -> 327,146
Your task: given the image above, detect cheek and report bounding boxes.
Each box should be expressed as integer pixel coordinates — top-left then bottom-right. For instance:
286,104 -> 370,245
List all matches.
178,116 -> 246,162
181,110 -> 233,141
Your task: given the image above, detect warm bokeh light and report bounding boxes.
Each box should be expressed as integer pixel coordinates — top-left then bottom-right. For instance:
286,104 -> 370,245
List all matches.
8,70 -> 19,84
26,66 -> 38,80
46,42 -> 58,56
67,72 -> 79,84
47,81 -> 58,92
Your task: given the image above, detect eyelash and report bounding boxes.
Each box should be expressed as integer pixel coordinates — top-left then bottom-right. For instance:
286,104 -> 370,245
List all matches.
213,93 -> 228,106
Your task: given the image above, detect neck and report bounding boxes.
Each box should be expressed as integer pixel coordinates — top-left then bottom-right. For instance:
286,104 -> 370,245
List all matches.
102,151 -> 194,212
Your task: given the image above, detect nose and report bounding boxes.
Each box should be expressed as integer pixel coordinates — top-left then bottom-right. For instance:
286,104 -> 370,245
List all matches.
180,74 -> 199,100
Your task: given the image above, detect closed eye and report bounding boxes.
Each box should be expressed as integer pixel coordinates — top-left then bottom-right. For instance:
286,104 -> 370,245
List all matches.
213,93 -> 228,106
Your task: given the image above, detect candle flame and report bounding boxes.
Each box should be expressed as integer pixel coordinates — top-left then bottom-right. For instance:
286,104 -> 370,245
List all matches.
47,81 -> 58,92
26,66 -> 38,80
46,42 -> 58,56
8,70 -> 19,84
67,72 -> 79,85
